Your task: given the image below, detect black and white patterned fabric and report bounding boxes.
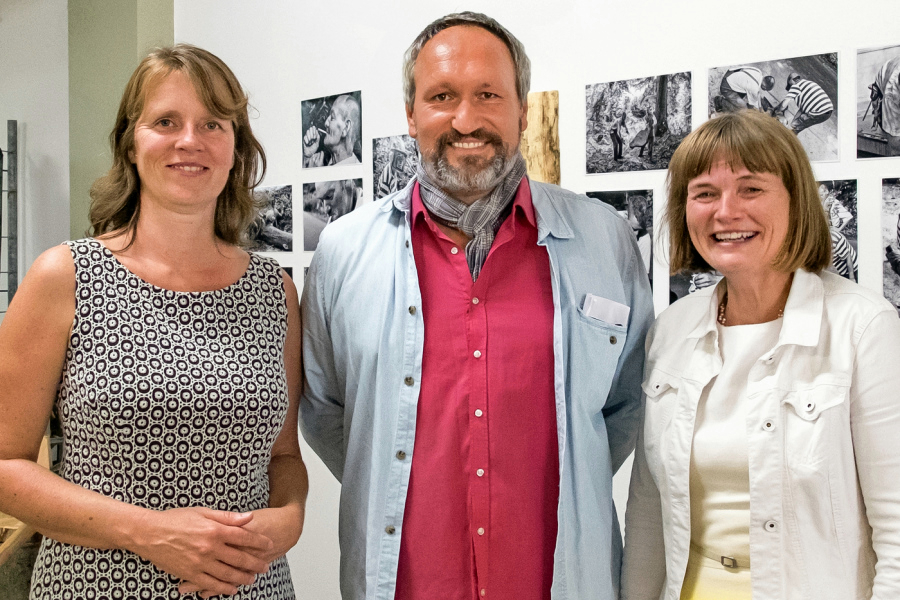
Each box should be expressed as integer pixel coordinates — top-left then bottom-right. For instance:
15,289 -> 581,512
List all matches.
30,239 -> 295,600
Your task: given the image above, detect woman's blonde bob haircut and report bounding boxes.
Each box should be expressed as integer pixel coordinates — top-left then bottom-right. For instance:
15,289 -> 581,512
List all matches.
665,109 -> 831,275
88,44 -> 266,246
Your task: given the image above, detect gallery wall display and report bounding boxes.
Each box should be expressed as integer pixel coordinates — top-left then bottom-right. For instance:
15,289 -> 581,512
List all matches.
301,90 -> 363,168
585,190 -> 653,287
248,184 -> 293,252
521,90 -> 560,184
857,44 -> 900,158
586,72 -> 691,174
372,134 -> 418,200
818,179 -> 858,281
708,53 -> 838,162
303,178 -> 364,251
882,178 -> 900,314
669,271 -> 723,305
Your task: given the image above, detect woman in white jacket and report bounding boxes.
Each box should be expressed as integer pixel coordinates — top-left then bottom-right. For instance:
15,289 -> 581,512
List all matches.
621,109 -> 900,600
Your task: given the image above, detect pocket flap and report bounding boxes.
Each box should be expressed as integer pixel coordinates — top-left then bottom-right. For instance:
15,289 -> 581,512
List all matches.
783,382 -> 849,421
642,369 -> 680,399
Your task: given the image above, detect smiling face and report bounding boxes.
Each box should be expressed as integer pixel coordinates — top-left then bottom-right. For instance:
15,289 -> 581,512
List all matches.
685,159 -> 790,282
130,70 -> 235,215
406,25 -> 527,204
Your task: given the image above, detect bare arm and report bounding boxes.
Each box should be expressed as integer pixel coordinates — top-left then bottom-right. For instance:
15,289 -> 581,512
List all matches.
0,245 -> 273,597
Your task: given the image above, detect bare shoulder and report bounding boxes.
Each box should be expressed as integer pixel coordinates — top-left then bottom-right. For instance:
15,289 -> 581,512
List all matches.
12,244 -> 76,308
280,268 -> 300,308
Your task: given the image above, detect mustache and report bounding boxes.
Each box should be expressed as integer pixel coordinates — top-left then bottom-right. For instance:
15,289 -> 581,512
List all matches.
437,128 -> 504,147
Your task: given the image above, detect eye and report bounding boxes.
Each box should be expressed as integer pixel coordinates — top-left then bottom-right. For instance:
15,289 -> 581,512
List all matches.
479,91 -> 499,99
157,118 -> 173,127
205,121 -> 221,130
432,93 -> 451,102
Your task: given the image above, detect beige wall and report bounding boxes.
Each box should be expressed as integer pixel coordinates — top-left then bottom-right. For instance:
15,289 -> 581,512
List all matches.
68,0 -> 173,239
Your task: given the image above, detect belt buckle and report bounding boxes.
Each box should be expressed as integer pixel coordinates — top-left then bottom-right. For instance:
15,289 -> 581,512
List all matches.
720,555 -> 738,569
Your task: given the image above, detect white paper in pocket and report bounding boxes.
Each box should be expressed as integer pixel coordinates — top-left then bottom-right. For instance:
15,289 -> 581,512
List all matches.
582,294 -> 630,327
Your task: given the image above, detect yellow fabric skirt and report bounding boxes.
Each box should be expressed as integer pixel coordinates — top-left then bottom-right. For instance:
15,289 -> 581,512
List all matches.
679,545 -> 752,600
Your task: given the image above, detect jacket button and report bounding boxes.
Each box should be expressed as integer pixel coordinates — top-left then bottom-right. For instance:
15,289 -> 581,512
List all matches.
404,377 -> 414,386
609,336 -> 617,344
396,451 -> 407,460
409,306 -> 417,315
764,520 -> 778,532
385,525 -> 396,535
804,401 -> 815,412
405,241 -> 410,248
762,420 -> 775,431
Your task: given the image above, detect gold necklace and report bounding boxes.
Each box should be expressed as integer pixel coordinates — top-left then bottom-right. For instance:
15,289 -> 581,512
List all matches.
717,291 -> 784,326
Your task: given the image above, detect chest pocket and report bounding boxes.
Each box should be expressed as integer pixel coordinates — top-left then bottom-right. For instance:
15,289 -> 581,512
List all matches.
572,306 -> 628,411
781,379 -> 850,467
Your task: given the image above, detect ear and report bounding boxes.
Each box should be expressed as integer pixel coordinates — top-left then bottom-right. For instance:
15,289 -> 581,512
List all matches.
128,148 -> 136,163
406,104 -> 418,139
519,100 -> 528,134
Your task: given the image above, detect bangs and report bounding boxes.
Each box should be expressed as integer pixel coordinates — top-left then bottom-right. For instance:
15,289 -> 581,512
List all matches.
675,113 -> 793,187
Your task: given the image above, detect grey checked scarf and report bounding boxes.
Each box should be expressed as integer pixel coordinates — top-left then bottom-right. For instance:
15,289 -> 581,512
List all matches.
417,154 -> 528,281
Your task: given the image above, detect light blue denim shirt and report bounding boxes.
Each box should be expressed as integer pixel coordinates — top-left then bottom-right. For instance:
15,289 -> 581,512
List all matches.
301,178 -> 654,600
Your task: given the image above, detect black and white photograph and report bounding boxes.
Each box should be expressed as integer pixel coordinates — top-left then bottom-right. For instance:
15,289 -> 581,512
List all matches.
708,53 -> 838,162
586,72 -> 691,174
818,179 -> 858,281
585,190 -> 653,286
882,178 -> 900,314
247,184 -> 293,252
301,90 -> 362,168
303,178 -> 363,251
669,271 -> 723,305
858,44 -> 900,158
373,134 -> 418,200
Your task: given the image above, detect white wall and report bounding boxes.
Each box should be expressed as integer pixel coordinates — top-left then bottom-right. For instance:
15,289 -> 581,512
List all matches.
175,1 -> 900,597
0,0 -> 70,299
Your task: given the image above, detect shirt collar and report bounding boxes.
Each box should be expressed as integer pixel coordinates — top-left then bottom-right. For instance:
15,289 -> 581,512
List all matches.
685,269 -> 824,348
405,176 -> 536,233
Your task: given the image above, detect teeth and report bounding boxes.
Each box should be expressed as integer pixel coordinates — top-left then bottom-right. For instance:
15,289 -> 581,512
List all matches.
715,232 -> 755,241
452,142 -> 485,149
173,165 -> 204,172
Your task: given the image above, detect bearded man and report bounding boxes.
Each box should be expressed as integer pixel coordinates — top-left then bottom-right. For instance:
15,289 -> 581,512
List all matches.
301,12 -> 653,600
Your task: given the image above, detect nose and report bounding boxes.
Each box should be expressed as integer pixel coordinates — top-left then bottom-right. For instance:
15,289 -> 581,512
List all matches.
715,188 -> 741,220
450,98 -> 481,135
175,123 -> 203,151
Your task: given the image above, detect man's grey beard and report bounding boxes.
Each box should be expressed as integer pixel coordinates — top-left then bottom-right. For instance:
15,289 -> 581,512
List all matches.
421,146 -> 520,198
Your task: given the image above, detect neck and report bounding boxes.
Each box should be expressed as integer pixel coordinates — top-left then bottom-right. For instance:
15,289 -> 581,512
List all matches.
722,271 -> 793,326
331,141 -> 354,163
113,196 -> 223,263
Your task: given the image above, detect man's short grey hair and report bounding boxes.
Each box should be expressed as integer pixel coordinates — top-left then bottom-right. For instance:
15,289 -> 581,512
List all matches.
403,12 -> 531,111
334,94 -> 361,146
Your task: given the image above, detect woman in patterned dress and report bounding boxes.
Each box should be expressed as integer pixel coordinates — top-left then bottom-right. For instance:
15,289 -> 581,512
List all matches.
0,45 -> 307,598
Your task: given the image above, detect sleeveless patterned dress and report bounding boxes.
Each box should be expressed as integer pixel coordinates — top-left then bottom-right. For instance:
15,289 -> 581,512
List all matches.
30,239 -> 295,600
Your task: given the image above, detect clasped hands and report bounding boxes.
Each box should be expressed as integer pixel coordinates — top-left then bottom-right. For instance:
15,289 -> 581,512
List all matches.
130,506 -> 284,598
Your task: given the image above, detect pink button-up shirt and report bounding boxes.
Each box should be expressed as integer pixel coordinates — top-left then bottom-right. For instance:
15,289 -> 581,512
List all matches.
394,179 -> 559,600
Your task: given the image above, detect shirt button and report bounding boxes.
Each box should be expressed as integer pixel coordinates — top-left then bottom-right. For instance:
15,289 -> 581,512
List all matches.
385,525 -> 396,535
404,376 -> 414,386
408,306 -> 417,315
481,590 -> 486,597
451,247 -> 459,255
474,409 -> 483,417
472,297 -> 479,304
762,420 -> 775,431
476,468 -> 484,477
804,401 -> 816,412
473,350 -> 482,358
405,241 -> 410,248
764,520 -> 778,532
609,335 -> 617,344
477,527 -> 485,536
396,451 -> 407,460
